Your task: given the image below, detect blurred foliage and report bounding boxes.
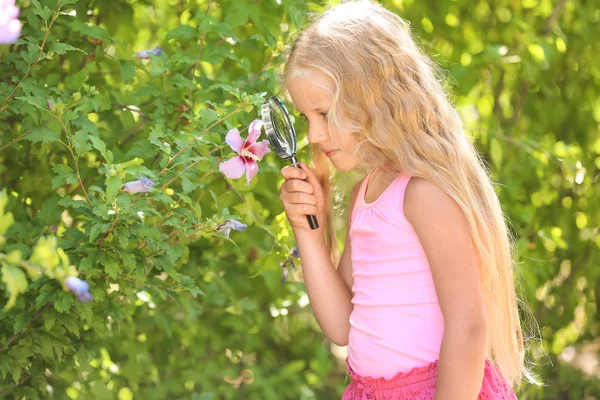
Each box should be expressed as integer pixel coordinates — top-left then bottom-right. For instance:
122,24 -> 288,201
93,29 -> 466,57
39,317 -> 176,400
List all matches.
0,0 -> 598,399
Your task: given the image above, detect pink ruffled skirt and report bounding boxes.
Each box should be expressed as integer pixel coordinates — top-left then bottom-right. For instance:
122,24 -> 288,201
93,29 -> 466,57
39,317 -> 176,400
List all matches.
342,358 -> 517,400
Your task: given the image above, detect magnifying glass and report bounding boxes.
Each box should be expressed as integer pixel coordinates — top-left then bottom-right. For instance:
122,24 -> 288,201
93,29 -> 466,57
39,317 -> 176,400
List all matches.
261,96 -> 319,230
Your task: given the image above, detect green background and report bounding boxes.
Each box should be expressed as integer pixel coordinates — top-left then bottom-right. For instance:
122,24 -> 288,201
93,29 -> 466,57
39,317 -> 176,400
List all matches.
0,0 -> 598,398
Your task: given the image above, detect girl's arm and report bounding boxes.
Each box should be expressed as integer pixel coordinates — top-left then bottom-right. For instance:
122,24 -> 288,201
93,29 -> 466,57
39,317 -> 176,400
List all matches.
290,170 -> 360,347
405,178 -> 487,400
293,225 -> 353,346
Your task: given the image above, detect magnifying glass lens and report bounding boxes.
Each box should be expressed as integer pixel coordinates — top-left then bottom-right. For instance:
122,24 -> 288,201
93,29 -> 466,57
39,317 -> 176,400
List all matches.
270,107 -> 294,154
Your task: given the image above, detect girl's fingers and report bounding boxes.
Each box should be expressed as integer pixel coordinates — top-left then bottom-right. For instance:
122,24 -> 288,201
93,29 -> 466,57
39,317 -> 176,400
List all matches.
281,191 -> 318,205
282,178 -> 314,194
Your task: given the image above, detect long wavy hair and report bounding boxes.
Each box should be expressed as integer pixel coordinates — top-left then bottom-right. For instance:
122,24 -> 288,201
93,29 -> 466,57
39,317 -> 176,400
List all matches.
280,0 -> 538,389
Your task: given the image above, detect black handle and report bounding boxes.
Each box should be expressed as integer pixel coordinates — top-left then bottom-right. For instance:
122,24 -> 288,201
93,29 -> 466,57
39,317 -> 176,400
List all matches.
291,161 -> 319,230
307,214 -> 319,230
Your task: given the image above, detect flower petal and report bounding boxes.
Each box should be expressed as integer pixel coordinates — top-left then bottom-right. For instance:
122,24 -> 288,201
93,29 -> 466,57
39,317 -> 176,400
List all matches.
140,177 -> 155,188
78,292 -> 93,302
150,46 -> 163,56
229,220 -> 247,232
244,120 -> 264,146
0,19 -> 21,44
247,140 -> 271,161
122,180 -> 152,193
291,248 -> 300,259
244,160 -> 258,186
219,156 -> 246,179
66,276 -> 89,294
135,50 -> 150,59
225,128 -> 244,153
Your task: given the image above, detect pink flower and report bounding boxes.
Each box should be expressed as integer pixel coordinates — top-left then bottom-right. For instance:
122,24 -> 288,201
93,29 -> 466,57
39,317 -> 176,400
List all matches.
219,120 -> 271,186
0,0 -> 21,44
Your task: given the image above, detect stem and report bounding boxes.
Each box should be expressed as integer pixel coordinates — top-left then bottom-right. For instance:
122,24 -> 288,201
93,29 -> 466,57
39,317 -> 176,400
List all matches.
543,0 -> 567,35
158,151 -> 221,190
162,72 -> 167,105
0,305 -> 49,354
97,211 -> 119,249
155,102 -> 247,178
0,129 -> 33,152
0,101 -> 82,153
146,222 -> 209,260
0,252 -> 45,276
57,117 -> 92,205
224,51 -> 278,103
154,198 -> 182,228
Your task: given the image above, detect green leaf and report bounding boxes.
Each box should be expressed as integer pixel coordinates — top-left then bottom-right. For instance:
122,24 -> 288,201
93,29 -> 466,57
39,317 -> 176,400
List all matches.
22,43 -> 39,65
106,175 -> 122,202
71,130 -> 92,155
120,60 -> 136,83
102,259 -> 119,279
528,44 -> 546,63
30,0 -> 53,21
198,109 -> 219,126
1,265 -> 28,310
13,313 -> 32,334
51,164 -> 77,189
54,291 -> 75,313
36,284 -> 57,309
165,25 -> 197,41
25,126 -> 60,144
119,252 -> 136,271
225,3 -> 250,27
166,245 -> 185,264
179,274 -> 204,298
73,20 -> 113,41
88,222 -> 110,242
49,43 -> 82,55
37,195 -> 61,225
43,309 -> 57,331
61,315 -> 80,338
0,210 -> 14,235
89,135 -> 111,163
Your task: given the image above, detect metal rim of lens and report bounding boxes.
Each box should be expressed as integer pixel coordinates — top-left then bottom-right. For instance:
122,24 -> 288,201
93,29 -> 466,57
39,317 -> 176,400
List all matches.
261,96 -> 296,157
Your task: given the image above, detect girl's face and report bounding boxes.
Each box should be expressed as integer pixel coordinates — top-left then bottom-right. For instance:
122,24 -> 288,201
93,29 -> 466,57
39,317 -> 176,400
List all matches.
287,70 -> 362,172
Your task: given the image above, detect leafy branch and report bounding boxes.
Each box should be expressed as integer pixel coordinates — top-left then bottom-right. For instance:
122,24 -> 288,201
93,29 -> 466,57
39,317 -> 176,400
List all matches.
0,0 -> 62,114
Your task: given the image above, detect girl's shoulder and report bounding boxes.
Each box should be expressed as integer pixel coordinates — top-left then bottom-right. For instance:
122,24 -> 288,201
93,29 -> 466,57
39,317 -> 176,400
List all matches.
403,177 -> 465,230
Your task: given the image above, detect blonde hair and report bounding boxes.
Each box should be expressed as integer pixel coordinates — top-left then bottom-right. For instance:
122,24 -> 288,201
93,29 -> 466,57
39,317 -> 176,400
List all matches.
281,0 -> 538,389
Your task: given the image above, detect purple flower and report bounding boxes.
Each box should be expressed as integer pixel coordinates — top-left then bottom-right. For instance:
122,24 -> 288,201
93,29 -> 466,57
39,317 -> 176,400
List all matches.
136,46 -> 164,59
219,120 -> 271,186
281,265 -> 289,283
122,177 -> 155,193
290,248 -> 300,259
217,220 -> 247,238
0,0 -> 21,44
65,276 -> 93,303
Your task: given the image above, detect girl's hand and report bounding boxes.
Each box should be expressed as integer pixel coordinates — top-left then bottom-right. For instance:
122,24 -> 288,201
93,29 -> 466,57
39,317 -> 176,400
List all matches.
279,162 -> 325,231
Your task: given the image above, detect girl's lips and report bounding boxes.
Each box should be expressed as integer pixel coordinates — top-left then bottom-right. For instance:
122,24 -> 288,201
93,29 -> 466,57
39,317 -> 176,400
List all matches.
324,150 -> 339,157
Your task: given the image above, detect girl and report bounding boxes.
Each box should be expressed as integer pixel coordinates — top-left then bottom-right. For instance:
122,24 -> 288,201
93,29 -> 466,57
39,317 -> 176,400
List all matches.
277,1 -> 537,399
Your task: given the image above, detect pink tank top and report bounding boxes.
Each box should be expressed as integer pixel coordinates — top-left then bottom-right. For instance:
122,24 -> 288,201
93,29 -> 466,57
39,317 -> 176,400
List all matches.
347,169 -> 445,380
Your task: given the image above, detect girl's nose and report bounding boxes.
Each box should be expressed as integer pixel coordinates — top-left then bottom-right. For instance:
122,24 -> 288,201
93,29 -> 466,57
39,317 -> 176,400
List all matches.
307,123 -> 327,145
